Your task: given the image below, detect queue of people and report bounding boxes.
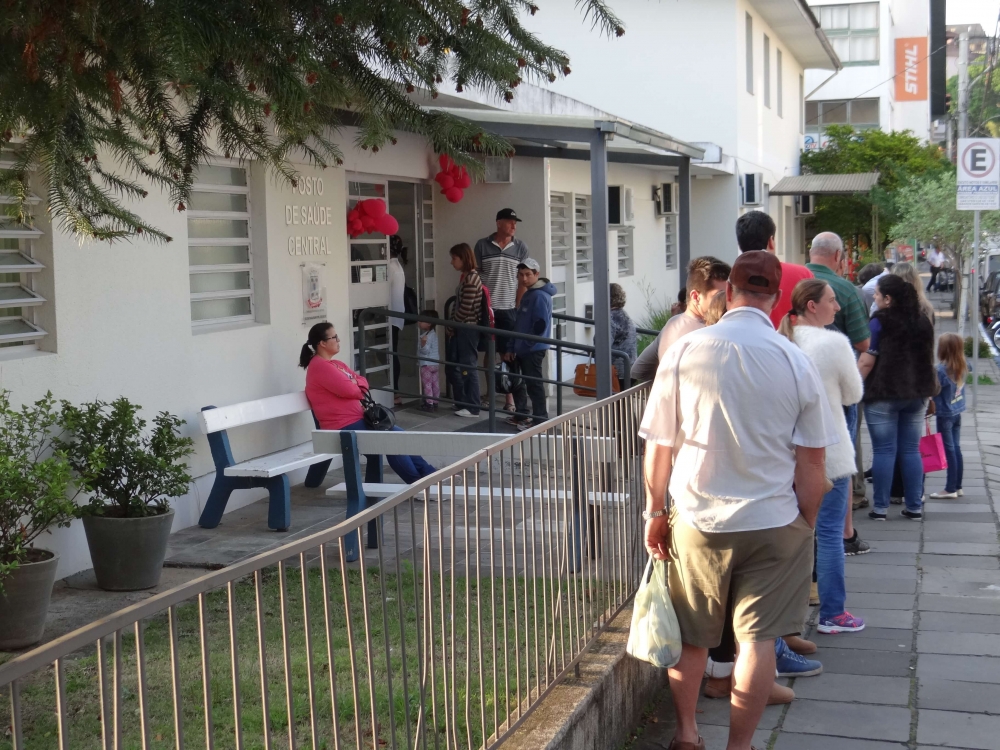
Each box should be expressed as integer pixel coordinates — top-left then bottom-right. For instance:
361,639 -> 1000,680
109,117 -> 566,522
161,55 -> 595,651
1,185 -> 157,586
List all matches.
640,210 -> 948,750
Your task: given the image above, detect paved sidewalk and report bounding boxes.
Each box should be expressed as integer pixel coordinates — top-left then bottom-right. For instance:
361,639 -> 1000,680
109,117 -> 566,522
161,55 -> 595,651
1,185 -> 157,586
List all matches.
629,304 -> 1000,749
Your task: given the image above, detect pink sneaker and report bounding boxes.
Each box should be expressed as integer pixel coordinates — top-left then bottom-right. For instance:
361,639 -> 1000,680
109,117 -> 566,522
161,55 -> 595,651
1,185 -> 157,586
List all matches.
816,611 -> 866,634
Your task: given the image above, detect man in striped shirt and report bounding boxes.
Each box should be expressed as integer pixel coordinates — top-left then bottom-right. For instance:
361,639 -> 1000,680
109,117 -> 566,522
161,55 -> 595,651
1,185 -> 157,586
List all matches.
475,208 -> 530,410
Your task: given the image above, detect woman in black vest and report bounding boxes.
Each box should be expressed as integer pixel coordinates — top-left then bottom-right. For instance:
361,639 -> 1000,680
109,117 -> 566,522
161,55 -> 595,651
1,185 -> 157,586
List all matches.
858,275 -> 937,521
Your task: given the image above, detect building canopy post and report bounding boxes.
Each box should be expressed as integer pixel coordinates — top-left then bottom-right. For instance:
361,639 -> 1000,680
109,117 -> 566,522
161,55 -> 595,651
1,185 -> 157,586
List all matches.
590,128 -> 613,400
678,157 -> 692,287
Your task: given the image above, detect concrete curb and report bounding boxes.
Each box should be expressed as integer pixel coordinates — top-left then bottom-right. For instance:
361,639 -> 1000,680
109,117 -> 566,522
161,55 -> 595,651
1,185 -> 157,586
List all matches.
502,605 -> 664,750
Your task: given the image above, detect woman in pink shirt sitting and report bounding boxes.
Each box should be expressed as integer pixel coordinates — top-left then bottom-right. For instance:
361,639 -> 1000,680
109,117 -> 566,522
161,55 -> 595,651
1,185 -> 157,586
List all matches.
300,322 -> 436,484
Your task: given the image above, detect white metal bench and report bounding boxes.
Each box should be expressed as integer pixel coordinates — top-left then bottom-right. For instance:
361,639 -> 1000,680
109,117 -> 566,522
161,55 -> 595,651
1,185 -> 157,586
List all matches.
198,392 -> 340,531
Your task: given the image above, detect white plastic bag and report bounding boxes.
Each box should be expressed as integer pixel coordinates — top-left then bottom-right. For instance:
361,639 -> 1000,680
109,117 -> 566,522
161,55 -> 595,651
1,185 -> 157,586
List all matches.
626,556 -> 683,669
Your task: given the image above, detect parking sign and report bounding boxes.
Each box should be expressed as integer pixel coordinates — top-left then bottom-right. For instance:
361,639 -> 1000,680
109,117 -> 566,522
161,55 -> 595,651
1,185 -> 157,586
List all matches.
957,138 -> 1000,211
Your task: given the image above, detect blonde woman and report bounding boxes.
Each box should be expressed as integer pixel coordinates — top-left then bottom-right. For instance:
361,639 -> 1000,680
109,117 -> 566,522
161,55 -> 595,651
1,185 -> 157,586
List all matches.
891,261 -> 935,324
780,279 -> 866,634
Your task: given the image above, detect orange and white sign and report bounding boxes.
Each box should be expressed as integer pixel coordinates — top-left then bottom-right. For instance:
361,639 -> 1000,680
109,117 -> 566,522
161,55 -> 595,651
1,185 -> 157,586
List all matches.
895,37 -> 928,101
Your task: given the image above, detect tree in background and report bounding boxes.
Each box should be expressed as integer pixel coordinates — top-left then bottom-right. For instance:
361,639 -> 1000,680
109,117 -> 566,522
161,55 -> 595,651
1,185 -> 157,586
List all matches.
947,53 -> 1000,138
0,0 -> 623,242
891,170 -> 1000,335
800,125 -> 950,253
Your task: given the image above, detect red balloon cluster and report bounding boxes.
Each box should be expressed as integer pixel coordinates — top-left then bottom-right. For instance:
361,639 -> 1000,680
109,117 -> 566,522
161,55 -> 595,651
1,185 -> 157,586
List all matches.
434,154 -> 471,203
346,199 -> 399,238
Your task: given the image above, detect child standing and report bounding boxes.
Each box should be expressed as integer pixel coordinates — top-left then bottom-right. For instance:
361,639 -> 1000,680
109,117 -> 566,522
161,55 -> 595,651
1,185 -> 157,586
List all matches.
417,312 -> 440,411
930,332 -> 966,499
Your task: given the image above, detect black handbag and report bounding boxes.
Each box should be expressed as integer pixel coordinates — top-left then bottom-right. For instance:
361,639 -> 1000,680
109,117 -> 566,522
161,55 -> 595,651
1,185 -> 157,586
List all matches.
360,389 -> 395,431
495,360 -> 522,394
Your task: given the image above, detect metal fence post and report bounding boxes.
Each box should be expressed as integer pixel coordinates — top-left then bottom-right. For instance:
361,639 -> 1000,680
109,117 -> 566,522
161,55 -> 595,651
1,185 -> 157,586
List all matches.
556,325 -> 563,417
487,336 -> 497,432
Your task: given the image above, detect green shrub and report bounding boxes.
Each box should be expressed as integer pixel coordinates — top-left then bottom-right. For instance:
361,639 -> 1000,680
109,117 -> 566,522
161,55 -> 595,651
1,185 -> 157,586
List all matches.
963,337 -> 992,359
637,283 -> 672,354
0,391 -> 80,588
57,398 -> 194,518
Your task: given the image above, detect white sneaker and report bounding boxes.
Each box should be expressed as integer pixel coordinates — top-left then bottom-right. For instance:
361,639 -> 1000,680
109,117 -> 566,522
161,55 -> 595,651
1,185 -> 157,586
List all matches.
454,409 -> 480,418
958,489 -> 964,497
929,491 -> 958,499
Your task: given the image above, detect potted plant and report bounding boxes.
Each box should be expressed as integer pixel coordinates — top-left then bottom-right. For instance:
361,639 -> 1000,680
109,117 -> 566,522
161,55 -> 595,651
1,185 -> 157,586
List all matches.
0,391 -> 81,649
58,398 -> 193,591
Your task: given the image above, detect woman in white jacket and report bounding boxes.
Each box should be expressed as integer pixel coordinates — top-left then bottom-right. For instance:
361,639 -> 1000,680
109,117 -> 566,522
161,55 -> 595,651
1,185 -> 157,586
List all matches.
780,279 -> 866,635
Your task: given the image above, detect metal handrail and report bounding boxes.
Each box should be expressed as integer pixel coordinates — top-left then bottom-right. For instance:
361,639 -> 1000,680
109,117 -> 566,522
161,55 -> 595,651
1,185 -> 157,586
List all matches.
357,308 -> 632,430
553,311 -> 660,338
1,384 -> 652,750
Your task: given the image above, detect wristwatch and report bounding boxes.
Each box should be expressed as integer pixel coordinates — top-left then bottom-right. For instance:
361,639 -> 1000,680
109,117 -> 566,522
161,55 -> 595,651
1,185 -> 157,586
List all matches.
642,508 -> 668,520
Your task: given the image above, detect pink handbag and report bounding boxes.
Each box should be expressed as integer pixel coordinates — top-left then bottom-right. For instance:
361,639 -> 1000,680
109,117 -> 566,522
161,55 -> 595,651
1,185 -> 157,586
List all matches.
920,419 -> 948,473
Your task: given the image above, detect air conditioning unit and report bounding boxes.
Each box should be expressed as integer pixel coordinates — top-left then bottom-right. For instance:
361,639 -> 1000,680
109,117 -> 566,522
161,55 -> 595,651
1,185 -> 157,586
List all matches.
654,182 -> 679,216
796,194 -> 815,216
741,173 -> 764,206
482,156 -> 512,183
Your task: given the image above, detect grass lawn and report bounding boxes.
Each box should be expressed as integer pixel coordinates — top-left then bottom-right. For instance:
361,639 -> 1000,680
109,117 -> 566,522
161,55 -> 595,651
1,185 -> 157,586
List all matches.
3,559 -> 614,750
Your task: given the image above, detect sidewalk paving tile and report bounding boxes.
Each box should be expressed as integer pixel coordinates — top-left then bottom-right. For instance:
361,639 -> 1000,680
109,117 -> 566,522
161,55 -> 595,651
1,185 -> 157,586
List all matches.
923,524 -> 998,543
919,555 -> 1000,570
918,677 -> 1000,714
814,626 -> 913,645
775,737 -> 908,750
917,631 -> 1000,657
917,709 -> 1000,749
809,647 -> 913,677
917,654 -> 1000,684
845,577 -> 918,594
920,595 -> 1000,616
781,700 -> 912,742
864,540 -> 921,553
921,543 -> 1000,557
789,673 -> 910,705
918,611 -> 1000,634
691,695 -> 784,729
848,552 -> 918,566
850,592 -> 917,610
842,563 -> 918,580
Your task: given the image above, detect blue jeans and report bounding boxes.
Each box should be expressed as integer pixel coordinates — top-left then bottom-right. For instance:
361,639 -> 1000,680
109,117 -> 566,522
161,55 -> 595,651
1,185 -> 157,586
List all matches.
865,399 -> 926,513
341,419 -> 436,484
936,415 -> 964,493
452,328 -> 481,414
816,476 -> 850,620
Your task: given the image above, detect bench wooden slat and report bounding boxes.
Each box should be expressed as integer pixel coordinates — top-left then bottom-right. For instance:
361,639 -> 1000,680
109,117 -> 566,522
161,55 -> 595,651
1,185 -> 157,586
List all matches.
202,392 -> 312,434
224,443 -> 340,478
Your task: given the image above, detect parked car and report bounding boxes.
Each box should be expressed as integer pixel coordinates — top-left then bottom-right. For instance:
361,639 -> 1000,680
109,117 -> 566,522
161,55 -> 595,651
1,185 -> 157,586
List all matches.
983,271 -> 1000,324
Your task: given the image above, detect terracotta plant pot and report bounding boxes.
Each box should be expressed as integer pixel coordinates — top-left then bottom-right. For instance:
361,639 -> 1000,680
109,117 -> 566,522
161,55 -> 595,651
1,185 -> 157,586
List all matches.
0,549 -> 59,650
82,509 -> 174,591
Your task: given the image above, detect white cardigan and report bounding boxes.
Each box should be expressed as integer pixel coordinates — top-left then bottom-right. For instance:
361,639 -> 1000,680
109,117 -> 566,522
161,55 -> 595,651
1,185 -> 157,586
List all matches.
792,325 -> 864,480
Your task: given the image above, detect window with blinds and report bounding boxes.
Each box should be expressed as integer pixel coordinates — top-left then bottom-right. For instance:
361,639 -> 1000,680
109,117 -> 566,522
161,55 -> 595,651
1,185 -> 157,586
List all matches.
0,147 -> 47,350
816,3 -> 879,64
664,216 -> 677,270
188,165 -> 254,325
549,192 -> 572,266
616,227 -> 634,277
575,194 -> 593,280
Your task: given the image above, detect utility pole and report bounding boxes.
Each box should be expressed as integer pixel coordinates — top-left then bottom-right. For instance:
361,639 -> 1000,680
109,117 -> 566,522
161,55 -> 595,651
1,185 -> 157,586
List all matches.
958,32 -> 970,342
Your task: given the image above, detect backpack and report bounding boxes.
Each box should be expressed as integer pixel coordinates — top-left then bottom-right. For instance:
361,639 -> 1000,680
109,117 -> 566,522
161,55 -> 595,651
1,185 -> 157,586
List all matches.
403,285 -> 418,323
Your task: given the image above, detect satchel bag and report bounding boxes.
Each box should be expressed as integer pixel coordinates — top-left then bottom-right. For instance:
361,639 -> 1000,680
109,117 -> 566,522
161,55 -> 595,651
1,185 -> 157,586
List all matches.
360,389 -> 396,431
573,357 -> 620,397
920,418 -> 947,473
626,557 -> 683,669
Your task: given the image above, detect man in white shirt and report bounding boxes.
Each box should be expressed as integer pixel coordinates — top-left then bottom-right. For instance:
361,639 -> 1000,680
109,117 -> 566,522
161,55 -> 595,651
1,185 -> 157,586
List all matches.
926,246 -> 945,292
640,251 -> 837,750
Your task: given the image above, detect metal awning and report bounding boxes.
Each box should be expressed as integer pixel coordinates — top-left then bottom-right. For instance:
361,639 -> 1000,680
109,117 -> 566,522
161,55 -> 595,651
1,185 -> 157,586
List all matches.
770,172 -> 880,195
424,107 -> 705,160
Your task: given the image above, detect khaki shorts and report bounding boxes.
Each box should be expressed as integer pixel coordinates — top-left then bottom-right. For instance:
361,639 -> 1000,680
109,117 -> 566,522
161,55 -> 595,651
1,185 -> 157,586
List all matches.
667,509 -> 814,647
